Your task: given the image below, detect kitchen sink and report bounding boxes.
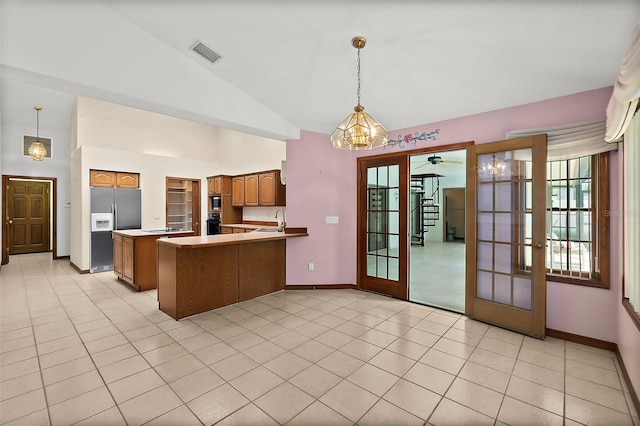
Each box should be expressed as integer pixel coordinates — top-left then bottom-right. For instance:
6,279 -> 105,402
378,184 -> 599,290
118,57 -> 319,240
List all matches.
253,227 -> 281,233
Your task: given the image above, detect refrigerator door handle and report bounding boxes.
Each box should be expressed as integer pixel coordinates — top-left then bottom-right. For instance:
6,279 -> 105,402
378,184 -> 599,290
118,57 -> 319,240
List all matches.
113,204 -> 118,230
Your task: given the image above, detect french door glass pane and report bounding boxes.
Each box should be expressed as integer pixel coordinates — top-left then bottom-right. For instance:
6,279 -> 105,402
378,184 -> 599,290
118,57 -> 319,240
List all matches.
367,164 -> 400,281
476,148 -> 533,310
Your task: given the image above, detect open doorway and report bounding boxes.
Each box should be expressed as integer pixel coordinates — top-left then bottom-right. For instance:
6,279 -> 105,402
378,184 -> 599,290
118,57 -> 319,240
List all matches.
409,149 -> 466,313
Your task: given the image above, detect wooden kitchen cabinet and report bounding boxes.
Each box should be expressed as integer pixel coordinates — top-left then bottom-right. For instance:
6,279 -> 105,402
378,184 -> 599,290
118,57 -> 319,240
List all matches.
113,233 -> 123,276
244,174 -> 259,206
113,233 -> 134,285
231,169 -> 286,207
90,170 -> 116,187
208,175 -> 232,195
259,171 -> 286,206
122,236 -> 134,282
113,230 -> 194,291
232,176 -> 245,206
220,226 -> 233,234
207,177 -> 216,195
116,172 -> 139,189
90,169 -> 140,188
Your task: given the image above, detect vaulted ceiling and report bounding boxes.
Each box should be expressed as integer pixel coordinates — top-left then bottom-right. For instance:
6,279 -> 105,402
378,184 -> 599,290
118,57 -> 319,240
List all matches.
1,1 -> 638,142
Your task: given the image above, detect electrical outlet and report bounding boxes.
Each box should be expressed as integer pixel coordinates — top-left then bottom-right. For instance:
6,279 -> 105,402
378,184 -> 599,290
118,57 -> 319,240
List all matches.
308,262 -> 314,271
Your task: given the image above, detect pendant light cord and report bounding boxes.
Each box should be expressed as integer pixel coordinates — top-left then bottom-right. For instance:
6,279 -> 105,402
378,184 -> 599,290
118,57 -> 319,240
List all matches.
356,47 -> 361,107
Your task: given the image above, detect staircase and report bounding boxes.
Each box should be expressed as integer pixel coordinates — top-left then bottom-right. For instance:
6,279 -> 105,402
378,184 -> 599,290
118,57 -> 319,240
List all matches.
411,173 -> 442,246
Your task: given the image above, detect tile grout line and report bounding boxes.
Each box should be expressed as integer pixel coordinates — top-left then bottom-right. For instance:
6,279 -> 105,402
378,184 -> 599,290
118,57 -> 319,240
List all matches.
22,265 -> 54,426
75,276 -> 208,425
42,266 -> 131,425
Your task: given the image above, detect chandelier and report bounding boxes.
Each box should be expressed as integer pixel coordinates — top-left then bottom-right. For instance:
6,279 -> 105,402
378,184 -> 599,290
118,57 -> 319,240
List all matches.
479,154 -> 508,178
330,36 -> 388,150
28,106 -> 47,161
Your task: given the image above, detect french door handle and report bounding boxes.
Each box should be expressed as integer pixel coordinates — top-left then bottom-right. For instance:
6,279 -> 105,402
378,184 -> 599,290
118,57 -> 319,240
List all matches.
533,242 -> 545,249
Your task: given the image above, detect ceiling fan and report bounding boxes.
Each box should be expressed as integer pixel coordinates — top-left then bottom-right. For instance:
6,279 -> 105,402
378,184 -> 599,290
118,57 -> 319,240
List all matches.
415,154 -> 464,168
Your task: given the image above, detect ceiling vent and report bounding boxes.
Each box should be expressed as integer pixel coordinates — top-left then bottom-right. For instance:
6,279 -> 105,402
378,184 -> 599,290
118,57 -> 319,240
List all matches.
190,41 -> 221,64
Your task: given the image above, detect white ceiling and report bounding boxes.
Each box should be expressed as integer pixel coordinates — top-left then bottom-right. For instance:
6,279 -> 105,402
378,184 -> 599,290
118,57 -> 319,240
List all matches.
1,1 -> 638,142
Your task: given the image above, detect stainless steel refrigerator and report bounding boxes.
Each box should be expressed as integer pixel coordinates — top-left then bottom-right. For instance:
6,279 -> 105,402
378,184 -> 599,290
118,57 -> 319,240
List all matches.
90,188 -> 142,273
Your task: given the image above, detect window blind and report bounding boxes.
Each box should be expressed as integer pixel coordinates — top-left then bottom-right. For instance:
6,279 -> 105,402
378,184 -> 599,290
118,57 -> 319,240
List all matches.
507,120 -> 616,161
605,21 -> 640,142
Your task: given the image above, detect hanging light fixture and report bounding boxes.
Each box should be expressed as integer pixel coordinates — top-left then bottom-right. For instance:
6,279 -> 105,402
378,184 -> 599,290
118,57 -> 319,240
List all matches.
28,106 -> 47,161
331,36 -> 388,150
479,154 -> 508,178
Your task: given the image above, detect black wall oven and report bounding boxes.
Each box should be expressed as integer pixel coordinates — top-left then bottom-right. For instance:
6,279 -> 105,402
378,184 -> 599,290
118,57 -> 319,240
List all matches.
206,213 -> 221,235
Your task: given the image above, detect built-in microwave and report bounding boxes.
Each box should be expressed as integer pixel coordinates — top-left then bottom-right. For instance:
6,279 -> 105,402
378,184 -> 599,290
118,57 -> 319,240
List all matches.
211,195 -> 222,210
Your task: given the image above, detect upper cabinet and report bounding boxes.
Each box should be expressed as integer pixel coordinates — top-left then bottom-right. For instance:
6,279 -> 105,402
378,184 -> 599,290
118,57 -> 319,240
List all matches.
259,171 -> 286,206
231,169 -> 285,207
116,172 -> 140,189
232,176 -> 245,206
244,174 -> 259,206
208,175 -> 232,195
90,170 -> 116,187
90,169 -> 140,188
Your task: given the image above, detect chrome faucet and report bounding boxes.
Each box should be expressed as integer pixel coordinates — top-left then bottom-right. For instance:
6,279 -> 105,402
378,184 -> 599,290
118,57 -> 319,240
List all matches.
275,209 -> 286,232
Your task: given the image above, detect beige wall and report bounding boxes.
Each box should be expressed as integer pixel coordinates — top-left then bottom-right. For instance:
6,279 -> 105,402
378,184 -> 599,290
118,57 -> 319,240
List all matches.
70,97 -> 286,271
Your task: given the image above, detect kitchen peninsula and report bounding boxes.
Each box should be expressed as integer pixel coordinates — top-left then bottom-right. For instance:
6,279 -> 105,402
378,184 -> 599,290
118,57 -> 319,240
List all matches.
157,229 -> 307,320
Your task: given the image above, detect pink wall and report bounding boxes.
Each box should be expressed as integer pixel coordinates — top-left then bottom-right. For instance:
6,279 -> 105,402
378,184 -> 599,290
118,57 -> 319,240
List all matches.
285,130 -> 358,285
286,86 -> 633,333
286,85 -> 639,393
287,87 -> 614,289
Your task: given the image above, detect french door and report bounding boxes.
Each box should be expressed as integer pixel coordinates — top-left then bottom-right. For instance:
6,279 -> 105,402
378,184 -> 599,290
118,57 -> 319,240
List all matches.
466,135 -> 547,338
358,155 -> 408,299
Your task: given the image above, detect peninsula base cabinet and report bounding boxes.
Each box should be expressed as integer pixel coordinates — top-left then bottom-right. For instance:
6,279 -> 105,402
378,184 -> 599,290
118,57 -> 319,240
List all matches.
113,230 -> 194,291
113,234 -> 134,284
157,239 -> 285,319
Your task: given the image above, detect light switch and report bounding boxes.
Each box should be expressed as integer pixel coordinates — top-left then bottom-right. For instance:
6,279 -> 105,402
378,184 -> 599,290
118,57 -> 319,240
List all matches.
325,216 -> 339,224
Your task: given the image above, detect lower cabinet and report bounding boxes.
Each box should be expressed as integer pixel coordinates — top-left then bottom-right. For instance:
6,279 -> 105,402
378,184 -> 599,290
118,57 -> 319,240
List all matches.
221,225 -> 255,234
122,237 -> 134,283
113,231 -> 194,291
114,234 -> 135,286
114,234 -> 123,277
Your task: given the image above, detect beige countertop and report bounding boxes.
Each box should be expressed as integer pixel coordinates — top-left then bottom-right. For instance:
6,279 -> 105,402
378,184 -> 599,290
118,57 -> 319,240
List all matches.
113,229 -> 195,237
156,228 -> 307,248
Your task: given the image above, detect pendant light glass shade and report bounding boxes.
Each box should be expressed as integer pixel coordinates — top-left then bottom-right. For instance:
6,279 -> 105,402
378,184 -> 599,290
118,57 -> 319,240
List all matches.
28,140 -> 47,161
331,105 -> 388,150
331,37 -> 388,150
29,106 -> 47,161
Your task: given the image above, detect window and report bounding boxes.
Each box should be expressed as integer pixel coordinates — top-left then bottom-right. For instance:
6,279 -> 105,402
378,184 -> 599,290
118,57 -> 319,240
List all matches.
522,153 -> 609,288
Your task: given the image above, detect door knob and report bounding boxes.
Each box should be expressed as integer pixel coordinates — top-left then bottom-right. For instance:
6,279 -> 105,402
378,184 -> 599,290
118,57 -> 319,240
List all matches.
8,219 -> 12,225
533,242 -> 545,249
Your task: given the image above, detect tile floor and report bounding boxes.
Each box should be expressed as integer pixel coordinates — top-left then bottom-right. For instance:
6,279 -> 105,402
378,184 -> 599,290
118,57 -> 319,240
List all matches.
1,253 -> 638,425
410,241 -> 465,313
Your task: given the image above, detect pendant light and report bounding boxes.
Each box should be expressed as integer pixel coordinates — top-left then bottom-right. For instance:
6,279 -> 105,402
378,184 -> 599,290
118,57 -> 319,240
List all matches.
331,36 -> 388,150
28,106 -> 47,161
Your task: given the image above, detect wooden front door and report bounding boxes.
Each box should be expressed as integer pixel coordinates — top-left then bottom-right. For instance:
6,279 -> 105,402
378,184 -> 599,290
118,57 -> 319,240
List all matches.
8,179 -> 50,255
358,155 -> 408,299
466,135 -> 547,338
